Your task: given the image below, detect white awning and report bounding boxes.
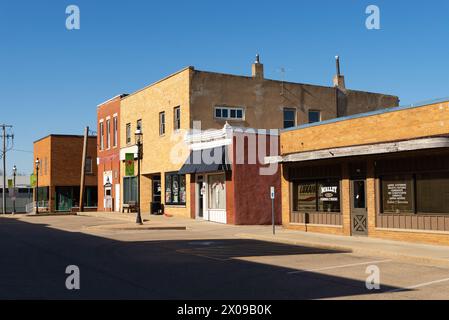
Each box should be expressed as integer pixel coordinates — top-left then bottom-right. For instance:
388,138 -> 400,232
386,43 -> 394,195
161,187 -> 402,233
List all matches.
265,137 -> 449,164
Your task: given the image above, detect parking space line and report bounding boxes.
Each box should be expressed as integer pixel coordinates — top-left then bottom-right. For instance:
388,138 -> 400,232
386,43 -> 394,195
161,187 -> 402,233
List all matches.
288,259 -> 392,275
387,276 -> 449,293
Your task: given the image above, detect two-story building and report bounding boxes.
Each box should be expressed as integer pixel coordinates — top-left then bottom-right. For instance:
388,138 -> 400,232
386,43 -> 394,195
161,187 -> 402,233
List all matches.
117,56 -> 399,223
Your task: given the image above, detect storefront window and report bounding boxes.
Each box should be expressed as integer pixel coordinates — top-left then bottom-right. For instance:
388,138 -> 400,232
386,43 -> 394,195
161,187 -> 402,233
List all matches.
416,172 -> 449,214
165,173 -> 186,205
292,180 -> 340,213
381,175 -> 414,214
208,174 -> 226,210
318,181 -> 340,213
123,176 -> 137,204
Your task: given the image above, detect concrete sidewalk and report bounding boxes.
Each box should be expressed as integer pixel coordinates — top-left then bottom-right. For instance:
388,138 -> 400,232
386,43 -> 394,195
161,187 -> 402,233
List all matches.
76,211 -> 449,267
235,228 -> 449,267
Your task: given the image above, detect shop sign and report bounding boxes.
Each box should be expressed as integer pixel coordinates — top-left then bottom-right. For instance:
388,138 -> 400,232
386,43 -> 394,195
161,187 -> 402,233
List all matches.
386,183 -> 408,204
319,186 -> 338,202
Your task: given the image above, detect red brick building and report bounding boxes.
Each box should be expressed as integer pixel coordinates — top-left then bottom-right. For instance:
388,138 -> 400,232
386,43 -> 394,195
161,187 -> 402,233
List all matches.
178,124 -> 281,225
97,94 -> 127,212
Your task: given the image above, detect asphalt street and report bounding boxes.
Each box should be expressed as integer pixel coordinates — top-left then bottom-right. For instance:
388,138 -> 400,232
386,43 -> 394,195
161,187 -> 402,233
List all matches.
1,215 -> 449,299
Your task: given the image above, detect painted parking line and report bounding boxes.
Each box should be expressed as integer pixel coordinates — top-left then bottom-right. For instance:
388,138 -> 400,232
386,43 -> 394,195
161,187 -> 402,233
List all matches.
288,259 -> 392,275
386,276 -> 449,293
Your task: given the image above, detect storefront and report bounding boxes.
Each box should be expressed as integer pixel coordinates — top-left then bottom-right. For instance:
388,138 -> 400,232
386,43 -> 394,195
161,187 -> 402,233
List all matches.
179,125 -> 281,225
273,98 -> 449,245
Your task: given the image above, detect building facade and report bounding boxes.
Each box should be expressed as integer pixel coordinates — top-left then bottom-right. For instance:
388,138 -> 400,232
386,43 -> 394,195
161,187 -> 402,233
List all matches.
0,175 -> 33,213
97,94 -> 127,212
177,124 -> 281,225
271,98 -> 449,245
33,135 -> 98,212
118,57 -> 399,221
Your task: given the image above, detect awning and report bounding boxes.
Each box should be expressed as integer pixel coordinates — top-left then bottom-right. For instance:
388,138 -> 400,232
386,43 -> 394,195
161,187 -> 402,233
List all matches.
178,146 -> 231,174
265,137 -> 449,164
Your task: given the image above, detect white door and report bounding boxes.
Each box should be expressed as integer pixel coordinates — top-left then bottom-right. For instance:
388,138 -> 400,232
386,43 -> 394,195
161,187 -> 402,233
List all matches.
204,173 -> 227,224
115,184 -> 120,212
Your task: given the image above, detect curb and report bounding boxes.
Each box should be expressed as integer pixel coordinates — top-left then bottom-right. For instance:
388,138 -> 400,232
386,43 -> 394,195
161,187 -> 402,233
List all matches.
236,233 -> 449,268
84,225 -> 187,231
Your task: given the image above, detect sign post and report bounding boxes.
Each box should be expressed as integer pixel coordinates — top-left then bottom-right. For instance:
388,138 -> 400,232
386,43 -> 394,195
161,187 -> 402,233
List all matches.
270,186 -> 275,235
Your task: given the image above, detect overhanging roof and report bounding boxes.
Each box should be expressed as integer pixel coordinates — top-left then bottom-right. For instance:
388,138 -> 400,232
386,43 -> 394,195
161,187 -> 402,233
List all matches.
265,137 -> 449,164
179,146 -> 231,174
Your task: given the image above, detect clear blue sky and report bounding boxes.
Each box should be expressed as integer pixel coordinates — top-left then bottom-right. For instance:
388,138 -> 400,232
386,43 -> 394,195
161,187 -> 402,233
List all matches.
1,0 -> 448,174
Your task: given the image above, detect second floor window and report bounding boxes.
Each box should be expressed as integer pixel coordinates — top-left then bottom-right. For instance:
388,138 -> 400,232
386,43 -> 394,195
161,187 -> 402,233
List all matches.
174,107 -> 181,130
159,112 -> 165,136
106,119 -> 110,149
113,116 -> 118,147
283,108 -> 296,129
215,106 -> 244,120
85,157 -> 93,174
308,110 -> 321,124
126,123 -> 131,144
99,121 -> 104,150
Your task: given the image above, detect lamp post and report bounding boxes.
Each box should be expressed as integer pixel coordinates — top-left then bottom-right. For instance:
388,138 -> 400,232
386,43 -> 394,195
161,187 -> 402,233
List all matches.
12,165 -> 16,215
135,128 -> 143,225
35,158 -> 40,215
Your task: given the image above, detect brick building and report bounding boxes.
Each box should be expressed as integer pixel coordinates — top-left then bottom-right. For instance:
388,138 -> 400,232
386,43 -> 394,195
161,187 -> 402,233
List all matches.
33,135 -> 98,212
117,56 -> 399,222
97,94 -> 127,212
269,98 -> 449,245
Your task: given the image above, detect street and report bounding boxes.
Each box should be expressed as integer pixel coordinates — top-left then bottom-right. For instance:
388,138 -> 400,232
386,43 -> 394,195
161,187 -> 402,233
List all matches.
1,214 -> 449,299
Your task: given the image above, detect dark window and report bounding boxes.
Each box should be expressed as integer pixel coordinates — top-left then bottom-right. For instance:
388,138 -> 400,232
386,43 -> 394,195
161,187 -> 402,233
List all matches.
283,108 -> 296,129
159,112 -> 165,136
165,172 -> 186,205
174,107 -> 181,130
215,108 -> 222,118
236,109 -> 243,118
106,119 -> 110,149
308,110 -> 321,123
99,122 -> 104,150
113,116 -> 118,147
416,172 -> 449,214
137,119 -> 142,131
123,176 -> 137,204
221,109 -> 228,118
126,123 -> 131,144
230,109 -> 236,118
353,180 -> 366,209
85,157 -> 93,174
292,180 -> 340,213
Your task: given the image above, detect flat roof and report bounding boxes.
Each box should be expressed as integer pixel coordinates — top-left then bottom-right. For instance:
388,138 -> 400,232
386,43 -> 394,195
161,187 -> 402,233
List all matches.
282,97 -> 449,133
33,134 -> 97,144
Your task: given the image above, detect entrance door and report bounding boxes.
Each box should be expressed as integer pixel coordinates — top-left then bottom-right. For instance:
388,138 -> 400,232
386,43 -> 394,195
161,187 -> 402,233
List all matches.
197,175 -> 204,218
351,179 -> 368,236
151,175 -> 161,214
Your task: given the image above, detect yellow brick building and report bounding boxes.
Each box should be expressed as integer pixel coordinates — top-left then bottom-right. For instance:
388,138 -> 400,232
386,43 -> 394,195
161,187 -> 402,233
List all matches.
117,58 -> 398,220
272,98 -> 449,245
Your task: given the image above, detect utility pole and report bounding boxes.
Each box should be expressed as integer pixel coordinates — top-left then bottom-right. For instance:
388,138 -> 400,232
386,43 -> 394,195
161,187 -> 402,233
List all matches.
79,127 -> 89,212
1,125 -> 13,214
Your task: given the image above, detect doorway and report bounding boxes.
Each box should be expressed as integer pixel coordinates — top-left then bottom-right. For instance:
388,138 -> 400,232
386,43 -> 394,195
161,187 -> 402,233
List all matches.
196,175 -> 204,218
351,179 -> 368,236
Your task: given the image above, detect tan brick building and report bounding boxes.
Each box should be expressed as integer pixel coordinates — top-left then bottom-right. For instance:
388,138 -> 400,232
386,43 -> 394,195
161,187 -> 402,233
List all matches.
33,135 -> 98,212
271,98 -> 449,245
118,57 -> 398,222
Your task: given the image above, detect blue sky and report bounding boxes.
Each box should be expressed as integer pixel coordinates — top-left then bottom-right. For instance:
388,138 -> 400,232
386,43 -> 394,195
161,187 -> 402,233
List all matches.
1,0 -> 448,174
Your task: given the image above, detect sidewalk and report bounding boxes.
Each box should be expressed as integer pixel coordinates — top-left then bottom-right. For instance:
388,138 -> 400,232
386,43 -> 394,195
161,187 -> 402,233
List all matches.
76,211 -> 449,267
235,227 -> 449,267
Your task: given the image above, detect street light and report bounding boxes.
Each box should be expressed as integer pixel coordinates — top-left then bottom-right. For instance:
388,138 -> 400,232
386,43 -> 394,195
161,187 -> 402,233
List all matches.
12,165 -> 16,215
135,128 -> 143,225
35,158 -> 40,215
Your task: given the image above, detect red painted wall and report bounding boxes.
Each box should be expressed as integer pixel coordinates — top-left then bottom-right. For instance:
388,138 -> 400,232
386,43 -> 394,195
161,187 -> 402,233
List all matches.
97,95 -> 124,211
231,133 -> 282,225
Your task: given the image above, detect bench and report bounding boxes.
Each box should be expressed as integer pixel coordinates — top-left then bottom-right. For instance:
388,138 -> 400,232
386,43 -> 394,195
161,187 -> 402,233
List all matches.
122,201 -> 137,213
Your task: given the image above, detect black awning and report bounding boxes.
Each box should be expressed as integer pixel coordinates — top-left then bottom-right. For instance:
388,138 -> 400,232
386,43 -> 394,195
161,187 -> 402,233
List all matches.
178,146 -> 231,174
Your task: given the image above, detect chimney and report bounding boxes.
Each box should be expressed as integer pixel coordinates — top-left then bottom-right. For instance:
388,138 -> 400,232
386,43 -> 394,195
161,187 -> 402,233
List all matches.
333,56 -> 346,89
252,54 -> 264,79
